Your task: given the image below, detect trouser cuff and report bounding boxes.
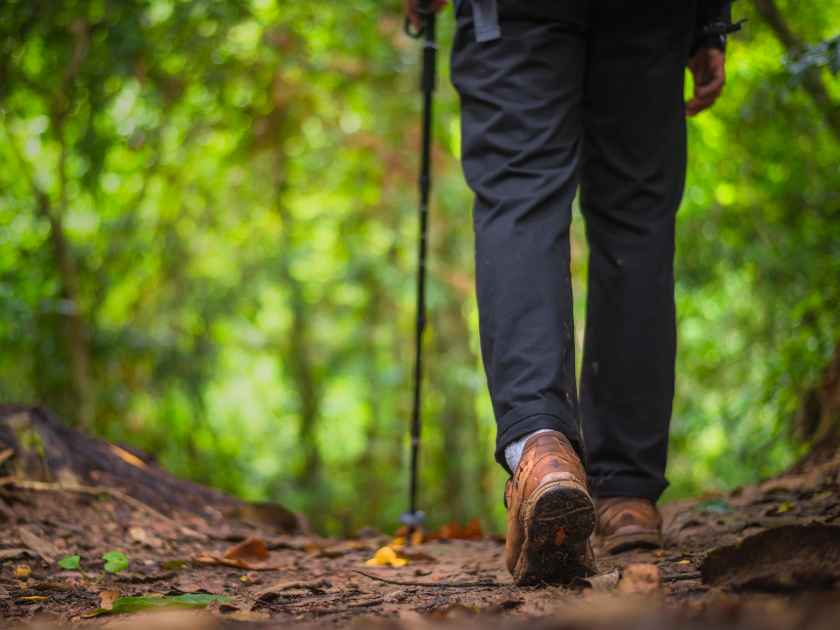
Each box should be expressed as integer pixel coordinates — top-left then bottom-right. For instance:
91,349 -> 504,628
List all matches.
588,475 -> 668,503
494,399 -> 582,475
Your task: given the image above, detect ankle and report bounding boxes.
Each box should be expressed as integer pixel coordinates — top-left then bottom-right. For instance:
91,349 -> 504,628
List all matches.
504,429 -> 562,472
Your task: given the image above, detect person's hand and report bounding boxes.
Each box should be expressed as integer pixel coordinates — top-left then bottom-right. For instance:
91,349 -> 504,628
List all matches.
404,0 -> 448,30
686,48 -> 726,116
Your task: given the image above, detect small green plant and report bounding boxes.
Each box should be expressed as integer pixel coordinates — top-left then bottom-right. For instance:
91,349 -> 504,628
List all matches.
102,551 -> 129,574
58,555 -> 81,570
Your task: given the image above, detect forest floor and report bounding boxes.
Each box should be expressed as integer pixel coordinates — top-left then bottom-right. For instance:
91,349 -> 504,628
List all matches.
1,449 -> 840,629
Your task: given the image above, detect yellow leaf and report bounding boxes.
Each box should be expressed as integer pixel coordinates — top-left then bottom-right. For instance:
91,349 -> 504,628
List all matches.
15,565 -> 31,578
110,444 -> 147,469
365,546 -> 408,568
390,536 -> 405,549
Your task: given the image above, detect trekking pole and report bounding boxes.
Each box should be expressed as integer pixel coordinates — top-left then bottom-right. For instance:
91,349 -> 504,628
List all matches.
401,0 -> 437,540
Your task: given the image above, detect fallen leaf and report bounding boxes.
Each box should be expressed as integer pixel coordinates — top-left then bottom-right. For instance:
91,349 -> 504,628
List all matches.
431,518 -> 484,541
15,564 -> 32,578
618,564 -> 661,595
365,546 -> 408,568
193,553 -> 282,571
58,555 -> 81,570
223,537 -> 268,562
110,444 -> 148,469
102,551 -> 129,574
766,501 -> 795,516
99,590 -> 121,611
129,527 -> 164,549
83,593 -> 229,617
256,578 -> 331,601
17,526 -> 59,562
18,595 -> 48,603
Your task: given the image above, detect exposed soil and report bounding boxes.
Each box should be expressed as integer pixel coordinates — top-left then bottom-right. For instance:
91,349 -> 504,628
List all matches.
1,408 -> 839,629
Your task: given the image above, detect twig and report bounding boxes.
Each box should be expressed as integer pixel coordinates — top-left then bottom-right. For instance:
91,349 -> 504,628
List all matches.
0,477 -> 205,540
662,571 -> 702,583
353,570 -> 500,588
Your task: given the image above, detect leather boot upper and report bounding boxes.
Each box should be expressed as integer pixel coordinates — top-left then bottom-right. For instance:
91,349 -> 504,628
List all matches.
503,432 -> 588,574
596,497 -> 662,543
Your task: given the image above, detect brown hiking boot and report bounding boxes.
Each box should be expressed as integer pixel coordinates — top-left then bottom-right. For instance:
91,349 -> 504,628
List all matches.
504,432 -> 596,585
595,497 -> 663,554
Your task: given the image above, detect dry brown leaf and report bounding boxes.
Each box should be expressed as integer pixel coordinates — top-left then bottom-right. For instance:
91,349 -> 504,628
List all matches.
224,537 -> 269,562
193,553 -> 281,571
618,564 -> 661,595
17,525 -> 59,562
129,526 -> 164,549
256,578 -> 331,601
431,518 -> 484,541
99,589 -> 120,611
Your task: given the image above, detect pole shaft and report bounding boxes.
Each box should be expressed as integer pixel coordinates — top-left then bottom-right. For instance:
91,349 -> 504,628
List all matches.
407,1 -> 436,533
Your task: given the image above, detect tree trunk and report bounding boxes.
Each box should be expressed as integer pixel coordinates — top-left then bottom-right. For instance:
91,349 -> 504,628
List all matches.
272,159 -> 324,522
42,194 -> 94,432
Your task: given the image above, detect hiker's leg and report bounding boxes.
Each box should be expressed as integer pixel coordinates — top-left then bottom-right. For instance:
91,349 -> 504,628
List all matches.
579,1 -> 696,501
451,1 -> 587,473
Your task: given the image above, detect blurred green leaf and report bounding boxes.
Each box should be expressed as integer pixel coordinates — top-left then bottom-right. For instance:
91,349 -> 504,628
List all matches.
58,555 -> 81,570
102,551 -> 129,574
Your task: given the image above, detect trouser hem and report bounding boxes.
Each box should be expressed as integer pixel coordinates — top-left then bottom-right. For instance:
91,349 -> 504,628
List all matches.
494,399 -> 582,475
588,475 -> 668,503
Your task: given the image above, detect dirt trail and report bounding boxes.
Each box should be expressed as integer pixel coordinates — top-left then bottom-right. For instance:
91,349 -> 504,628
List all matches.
1,415 -> 839,628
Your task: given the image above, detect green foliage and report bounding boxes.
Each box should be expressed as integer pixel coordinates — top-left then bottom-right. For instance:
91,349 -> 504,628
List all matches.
0,0 -> 838,535
102,550 -> 129,573
58,554 -> 81,570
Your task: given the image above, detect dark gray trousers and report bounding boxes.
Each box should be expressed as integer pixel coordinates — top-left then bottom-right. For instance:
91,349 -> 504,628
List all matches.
451,0 -> 697,501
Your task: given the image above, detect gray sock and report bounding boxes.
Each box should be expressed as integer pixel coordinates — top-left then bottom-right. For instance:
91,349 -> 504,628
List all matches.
504,429 -> 560,473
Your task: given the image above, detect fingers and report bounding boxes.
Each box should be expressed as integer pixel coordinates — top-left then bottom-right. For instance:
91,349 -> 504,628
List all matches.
686,50 -> 726,117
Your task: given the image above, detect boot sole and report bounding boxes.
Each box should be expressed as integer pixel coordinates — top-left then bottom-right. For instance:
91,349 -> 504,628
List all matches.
512,480 -> 596,586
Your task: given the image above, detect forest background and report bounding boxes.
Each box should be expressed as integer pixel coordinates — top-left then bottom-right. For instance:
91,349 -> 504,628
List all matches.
0,0 -> 838,536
